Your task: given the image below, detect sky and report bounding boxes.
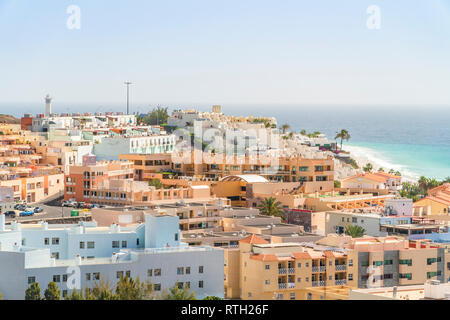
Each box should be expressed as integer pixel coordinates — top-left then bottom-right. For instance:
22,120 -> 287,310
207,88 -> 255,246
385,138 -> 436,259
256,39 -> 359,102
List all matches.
1,0 -> 450,111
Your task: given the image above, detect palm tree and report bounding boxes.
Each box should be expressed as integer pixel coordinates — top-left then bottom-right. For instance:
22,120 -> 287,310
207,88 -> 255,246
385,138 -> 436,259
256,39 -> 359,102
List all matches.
300,129 -> 307,136
378,168 -> 384,172
288,132 -> 294,139
257,197 -> 285,220
363,163 -> 373,173
334,129 -> 351,151
280,124 -> 291,134
344,225 -> 365,238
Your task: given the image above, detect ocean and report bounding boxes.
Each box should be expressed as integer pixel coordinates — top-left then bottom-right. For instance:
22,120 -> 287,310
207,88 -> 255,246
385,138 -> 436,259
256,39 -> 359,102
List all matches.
1,103 -> 449,180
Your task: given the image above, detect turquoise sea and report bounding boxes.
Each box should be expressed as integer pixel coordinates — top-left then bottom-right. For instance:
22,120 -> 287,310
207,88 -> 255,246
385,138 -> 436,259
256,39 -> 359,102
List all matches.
2,103 -> 449,180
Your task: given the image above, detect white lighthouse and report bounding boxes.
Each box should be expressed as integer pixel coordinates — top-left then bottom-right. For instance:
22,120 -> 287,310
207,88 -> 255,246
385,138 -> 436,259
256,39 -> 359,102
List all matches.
45,94 -> 52,117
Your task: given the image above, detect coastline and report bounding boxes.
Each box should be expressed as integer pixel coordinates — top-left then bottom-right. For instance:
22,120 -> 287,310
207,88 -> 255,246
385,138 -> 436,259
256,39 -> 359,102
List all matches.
343,144 -> 419,183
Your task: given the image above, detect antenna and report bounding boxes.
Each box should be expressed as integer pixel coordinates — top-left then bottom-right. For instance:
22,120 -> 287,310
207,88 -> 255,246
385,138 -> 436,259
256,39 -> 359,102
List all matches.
124,81 -> 133,115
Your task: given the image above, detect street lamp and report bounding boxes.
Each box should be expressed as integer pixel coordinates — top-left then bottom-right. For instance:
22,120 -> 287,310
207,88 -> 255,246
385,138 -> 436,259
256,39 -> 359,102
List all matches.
124,81 -> 133,115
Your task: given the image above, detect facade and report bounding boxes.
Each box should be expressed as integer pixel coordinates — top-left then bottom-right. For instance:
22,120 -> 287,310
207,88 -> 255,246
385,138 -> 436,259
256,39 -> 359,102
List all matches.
0,213 -> 224,300
414,183 -> 450,216
94,135 -> 176,161
341,172 -> 402,192
64,156 -> 134,203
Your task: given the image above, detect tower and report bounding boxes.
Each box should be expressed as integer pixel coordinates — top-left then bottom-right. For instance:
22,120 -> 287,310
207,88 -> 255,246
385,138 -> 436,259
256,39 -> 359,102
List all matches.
45,94 -> 52,117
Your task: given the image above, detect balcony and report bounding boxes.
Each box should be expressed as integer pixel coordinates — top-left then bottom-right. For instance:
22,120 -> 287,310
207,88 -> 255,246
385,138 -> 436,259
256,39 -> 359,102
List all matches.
312,266 -> 319,272
278,283 -> 287,289
278,268 -> 287,274
320,266 -> 326,272
335,265 -> 347,271
288,282 -> 295,289
288,268 -> 295,274
335,279 -> 347,286
312,281 -> 326,287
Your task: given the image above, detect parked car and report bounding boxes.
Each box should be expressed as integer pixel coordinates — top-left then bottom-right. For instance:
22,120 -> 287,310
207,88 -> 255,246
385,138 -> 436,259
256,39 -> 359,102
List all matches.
62,201 -> 75,207
14,204 -> 27,211
76,202 -> 86,209
20,210 -> 35,217
4,211 -> 16,218
34,206 -> 44,213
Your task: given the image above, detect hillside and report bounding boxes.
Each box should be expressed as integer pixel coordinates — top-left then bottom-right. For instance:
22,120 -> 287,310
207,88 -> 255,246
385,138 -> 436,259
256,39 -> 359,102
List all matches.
0,114 -> 20,124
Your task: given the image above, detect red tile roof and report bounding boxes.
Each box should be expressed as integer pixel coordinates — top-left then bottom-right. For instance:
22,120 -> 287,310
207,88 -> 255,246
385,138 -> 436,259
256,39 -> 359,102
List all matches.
239,234 -> 269,245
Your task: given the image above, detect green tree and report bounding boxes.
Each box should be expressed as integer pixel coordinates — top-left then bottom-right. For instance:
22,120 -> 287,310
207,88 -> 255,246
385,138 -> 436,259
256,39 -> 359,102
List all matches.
363,163 -> 373,173
378,168 -> 384,172
344,225 -> 365,238
334,129 -> 351,151
25,282 -> 41,300
115,276 -> 153,300
148,179 -> 164,189
334,180 -> 341,188
203,296 -> 223,300
91,278 -> 118,300
163,282 -> 197,300
257,197 -> 285,220
141,106 -> 169,126
44,282 -> 61,300
280,124 -> 291,134
65,289 -> 84,300
300,129 -> 307,136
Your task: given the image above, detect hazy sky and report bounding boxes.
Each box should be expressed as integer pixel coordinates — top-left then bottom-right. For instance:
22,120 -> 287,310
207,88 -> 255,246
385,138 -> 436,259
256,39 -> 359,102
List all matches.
1,0 -> 450,107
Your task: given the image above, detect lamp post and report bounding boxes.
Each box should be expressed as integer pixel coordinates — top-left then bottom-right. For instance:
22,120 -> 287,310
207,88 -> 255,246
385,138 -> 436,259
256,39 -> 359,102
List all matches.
124,81 -> 133,115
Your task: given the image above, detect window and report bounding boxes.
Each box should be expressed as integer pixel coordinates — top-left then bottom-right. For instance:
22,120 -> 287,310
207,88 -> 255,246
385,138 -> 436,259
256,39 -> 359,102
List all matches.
175,233 -> 178,241
352,217 -> 357,223
154,283 -> 161,291
373,261 -> 383,267
399,259 -> 412,266
348,259 -> 353,267
93,272 -> 100,280
63,290 -> 68,298
297,277 -> 301,283
348,274 -> 353,281
178,282 -> 184,289
80,242 -> 85,249
86,273 -> 91,281
51,252 -> 60,260
177,267 -> 184,275
154,269 -> 161,276
384,260 -> 393,265
305,262 -> 309,268
185,282 -> 190,289
63,274 -> 67,282
44,238 -> 49,245
307,293 -> 312,300
199,266 -> 204,274
126,271 -> 131,277
265,280 -> 270,285
117,271 -> 124,279
147,269 -> 152,277
137,238 -> 140,246
186,267 -> 191,274
400,273 -> 412,280
297,263 -> 301,268
87,241 -> 95,249
28,276 -> 36,284
112,241 -> 119,248
361,261 -> 369,267
199,281 -> 204,288
427,258 -> 438,265
265,265 -> 270,270
248,292 -> 252,298
305,277 -> 309,282
122,241 -> 127,248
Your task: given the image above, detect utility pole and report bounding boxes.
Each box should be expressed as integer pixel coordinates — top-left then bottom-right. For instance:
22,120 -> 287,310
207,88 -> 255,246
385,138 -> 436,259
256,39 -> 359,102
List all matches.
124,81 -> 133,115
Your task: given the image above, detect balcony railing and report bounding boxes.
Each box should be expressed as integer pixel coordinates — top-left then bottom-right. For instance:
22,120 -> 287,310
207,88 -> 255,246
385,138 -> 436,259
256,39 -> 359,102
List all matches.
278,268 -> 287,274
278,283 -> 287,289
320,266 -> 326,272
312,281 -> 326,287
288,268 -> 295,274
288,282 -> 296,289
312,266 -> 319,272
335,280 -> 347,286
335,265 -> 347,271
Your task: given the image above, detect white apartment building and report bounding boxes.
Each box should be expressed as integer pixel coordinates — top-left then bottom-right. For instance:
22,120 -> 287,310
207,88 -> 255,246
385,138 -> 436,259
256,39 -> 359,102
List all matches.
93,134 -> 176,161
0,213 -> 224,300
